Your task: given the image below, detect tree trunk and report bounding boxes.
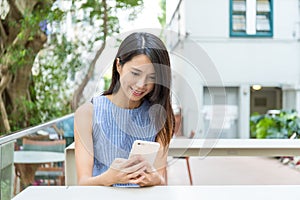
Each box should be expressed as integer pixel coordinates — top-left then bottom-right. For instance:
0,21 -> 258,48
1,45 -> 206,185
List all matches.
71,0 -> 108,110
7,63 -> 33,126
71,43 -> 106,110
0,0 -> 48,133
0,96 -> 10,132
0,64 -> 12,133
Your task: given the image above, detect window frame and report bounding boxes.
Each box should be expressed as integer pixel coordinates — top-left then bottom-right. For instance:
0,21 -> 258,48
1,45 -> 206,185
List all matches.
229,0 -> 273,37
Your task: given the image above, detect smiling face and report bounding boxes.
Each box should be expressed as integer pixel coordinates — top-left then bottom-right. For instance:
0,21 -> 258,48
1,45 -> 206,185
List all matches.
115,54 -> 156,108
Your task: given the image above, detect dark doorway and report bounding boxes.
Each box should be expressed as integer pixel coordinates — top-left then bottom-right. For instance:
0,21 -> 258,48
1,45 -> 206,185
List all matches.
250,87 -> 282,115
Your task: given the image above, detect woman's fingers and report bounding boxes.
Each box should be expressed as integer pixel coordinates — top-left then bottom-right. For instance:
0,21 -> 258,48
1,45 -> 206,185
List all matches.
122,159 -> 147,173
110,158 -> 127,170
128,174 -> 146,184
145,165 -> 157,173
127,166 -> 147,179
121,156 -> 140,168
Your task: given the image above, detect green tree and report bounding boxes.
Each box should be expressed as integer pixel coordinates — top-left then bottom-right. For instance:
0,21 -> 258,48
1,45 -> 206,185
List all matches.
0,0 -> 143,135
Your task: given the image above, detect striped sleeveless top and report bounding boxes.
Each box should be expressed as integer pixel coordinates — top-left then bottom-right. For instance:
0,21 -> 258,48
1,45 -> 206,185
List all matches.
92,95 -> 158,187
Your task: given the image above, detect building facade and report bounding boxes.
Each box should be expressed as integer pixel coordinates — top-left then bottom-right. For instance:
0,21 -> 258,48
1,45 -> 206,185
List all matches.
166,0 -> 300,138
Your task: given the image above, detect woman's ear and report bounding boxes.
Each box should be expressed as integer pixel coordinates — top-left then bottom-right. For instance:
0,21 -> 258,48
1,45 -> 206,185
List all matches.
116,58 -> 122,73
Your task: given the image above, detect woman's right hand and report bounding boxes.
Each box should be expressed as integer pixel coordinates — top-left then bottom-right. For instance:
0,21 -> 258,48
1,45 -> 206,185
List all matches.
104,156 -> 148,185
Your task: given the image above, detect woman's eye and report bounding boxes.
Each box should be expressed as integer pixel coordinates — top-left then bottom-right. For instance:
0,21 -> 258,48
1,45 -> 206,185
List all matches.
146,77 -> 156,83
131,72 -> 139,76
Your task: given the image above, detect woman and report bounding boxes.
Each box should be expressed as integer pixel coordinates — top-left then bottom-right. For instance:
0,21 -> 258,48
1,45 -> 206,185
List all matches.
74,32 -> 174,187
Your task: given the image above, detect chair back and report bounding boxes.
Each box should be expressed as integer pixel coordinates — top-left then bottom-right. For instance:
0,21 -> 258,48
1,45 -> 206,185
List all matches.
21,138 -> 66,186
22,138 -> 66,153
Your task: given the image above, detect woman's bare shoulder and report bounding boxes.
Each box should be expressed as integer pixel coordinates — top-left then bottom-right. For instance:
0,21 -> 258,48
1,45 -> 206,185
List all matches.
75,102 -> 93,117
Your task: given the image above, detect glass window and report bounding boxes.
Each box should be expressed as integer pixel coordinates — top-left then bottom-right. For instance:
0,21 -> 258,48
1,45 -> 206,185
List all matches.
203,87 -> 239,138
230,0 -> 273,37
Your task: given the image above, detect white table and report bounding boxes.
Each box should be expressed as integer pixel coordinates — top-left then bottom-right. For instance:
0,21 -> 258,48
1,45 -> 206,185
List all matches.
169,139 -> 300,157
12,185 -> 300,200
14,151 -> 65,187
65,139 -> 300,185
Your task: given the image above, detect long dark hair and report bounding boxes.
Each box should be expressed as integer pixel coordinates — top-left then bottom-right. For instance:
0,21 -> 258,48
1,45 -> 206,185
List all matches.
103,32 -> 174,148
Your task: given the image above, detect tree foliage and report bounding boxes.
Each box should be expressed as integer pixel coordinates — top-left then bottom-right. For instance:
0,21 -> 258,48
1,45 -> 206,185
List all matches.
0,0 -> 143,135
158,0 -> 166,28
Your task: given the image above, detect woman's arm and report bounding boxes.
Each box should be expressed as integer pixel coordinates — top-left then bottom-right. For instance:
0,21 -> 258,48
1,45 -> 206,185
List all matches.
74,103 -> 149,186
74,103 -> 111,185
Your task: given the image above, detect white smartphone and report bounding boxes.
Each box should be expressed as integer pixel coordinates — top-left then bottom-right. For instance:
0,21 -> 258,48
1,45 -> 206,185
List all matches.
129,140 -> 160,165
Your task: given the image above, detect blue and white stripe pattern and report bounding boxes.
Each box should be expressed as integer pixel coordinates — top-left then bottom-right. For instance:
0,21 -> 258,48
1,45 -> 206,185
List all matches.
92,95 -> 158,187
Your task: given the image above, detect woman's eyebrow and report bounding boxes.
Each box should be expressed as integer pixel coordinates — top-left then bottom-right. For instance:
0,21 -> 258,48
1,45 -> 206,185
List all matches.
131,67 -> 155,75
131,67 -> 142,72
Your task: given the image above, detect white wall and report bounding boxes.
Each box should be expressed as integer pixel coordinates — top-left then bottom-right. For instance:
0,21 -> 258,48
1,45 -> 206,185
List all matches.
199,41 -> 300,86
185,0 -> 229,38
273,0 -> 300,39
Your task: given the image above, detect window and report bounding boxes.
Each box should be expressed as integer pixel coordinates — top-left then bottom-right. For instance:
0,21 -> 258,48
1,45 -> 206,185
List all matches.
203,87 -> 239,138
230,0 -> 273,37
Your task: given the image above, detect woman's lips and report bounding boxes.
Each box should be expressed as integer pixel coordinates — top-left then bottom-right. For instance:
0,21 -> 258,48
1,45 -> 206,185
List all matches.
131,87 -> 145,96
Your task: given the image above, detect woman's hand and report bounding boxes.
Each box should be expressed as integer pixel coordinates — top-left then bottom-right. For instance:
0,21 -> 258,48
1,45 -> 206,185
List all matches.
104,156 -> 148,185
128,158 -> 165,186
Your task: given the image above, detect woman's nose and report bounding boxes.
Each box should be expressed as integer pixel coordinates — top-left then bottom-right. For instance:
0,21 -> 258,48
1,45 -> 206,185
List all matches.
136,76 -> 147,88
